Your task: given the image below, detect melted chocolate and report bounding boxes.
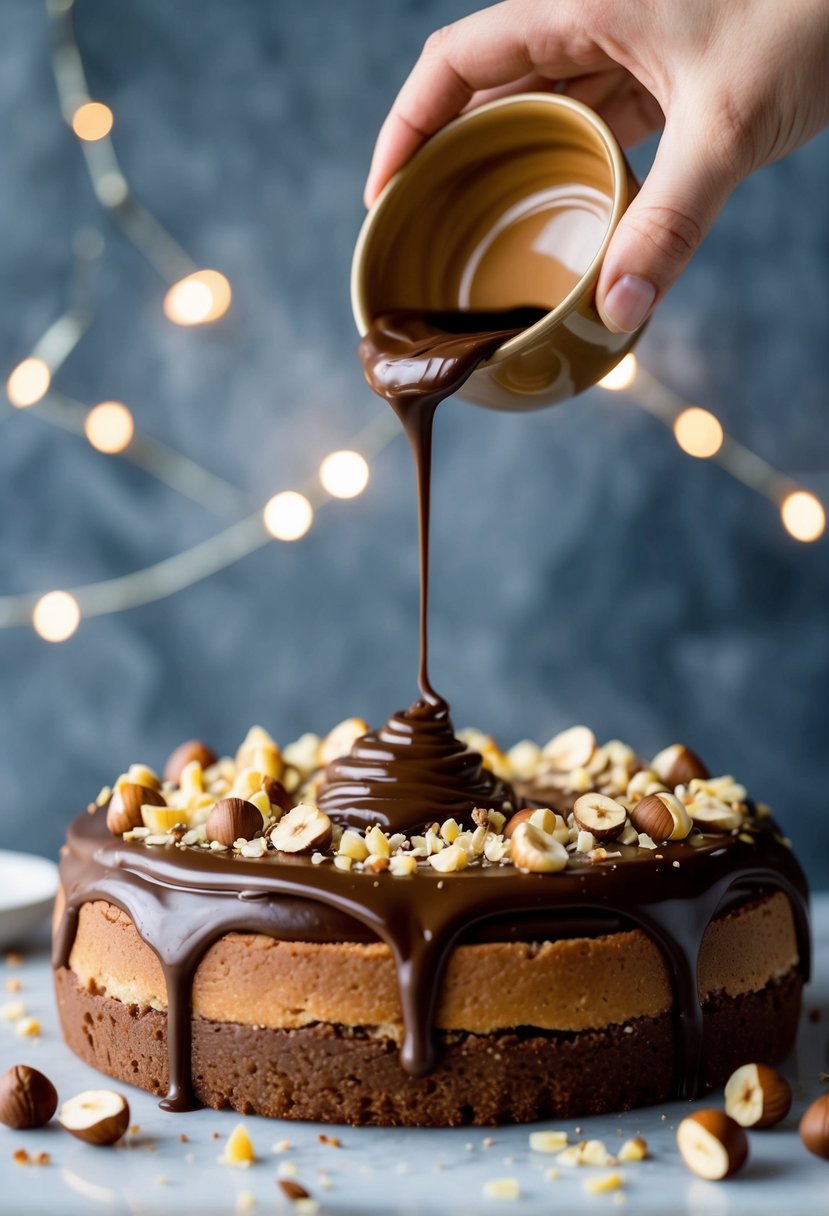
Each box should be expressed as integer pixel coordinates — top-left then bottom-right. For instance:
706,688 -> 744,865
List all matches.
55,808 -> 809,1111
319,309 -> 544,831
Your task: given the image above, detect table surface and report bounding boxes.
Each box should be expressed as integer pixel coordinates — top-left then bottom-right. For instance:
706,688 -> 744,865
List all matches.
1,897 -> 827,1216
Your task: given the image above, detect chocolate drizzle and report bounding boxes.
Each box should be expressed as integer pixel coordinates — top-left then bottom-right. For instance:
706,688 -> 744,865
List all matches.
319,310 -> 544,831
55,808 -> 810,1110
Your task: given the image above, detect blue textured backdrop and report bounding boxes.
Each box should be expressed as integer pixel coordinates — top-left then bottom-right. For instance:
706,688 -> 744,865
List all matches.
1,1 -> 827,886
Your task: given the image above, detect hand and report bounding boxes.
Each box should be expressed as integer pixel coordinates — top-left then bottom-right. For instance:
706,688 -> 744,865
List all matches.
365,0 -> 829,332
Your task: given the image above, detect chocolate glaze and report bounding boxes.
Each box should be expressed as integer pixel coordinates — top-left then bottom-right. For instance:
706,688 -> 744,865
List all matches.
55,807 -> 809,1112
319,310 -> 544,831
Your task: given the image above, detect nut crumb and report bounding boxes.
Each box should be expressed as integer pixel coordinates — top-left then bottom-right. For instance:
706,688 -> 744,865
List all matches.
179,1133 -> 189,1143
12,1148 -> 29,1165
482,1177 -> 520,1200
32,1151 -> 50,1166
235,1192 -> 256,1213
317,1132 -> 340,1147
278,1160 -> 299,1178
482,1137 -> 494,1148
15,1016 -> 41,1038
5,978 -> 22,994
129,1124 -> 140,1135
272,1138 -> 291,1153
544,1168 -> 559,1181
583,1171 -> 624,1195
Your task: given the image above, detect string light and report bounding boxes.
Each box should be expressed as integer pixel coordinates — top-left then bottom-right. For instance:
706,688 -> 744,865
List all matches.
673,407 -> 724,458
598,353 -> 638,391
71,101 -> 113,142
263,492 -> 314,541
32,591 -> 81,643
319,450 -> 370,499
6,357 -> 51,408
163,270 -> 232,326
84,401 -> 134,453
781,491 -> 826,543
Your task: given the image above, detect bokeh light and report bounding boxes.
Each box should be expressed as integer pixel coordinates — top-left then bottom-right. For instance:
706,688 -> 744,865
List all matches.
71,101 -> 114,142
780,491 -> 825,543
263,491 -> 314,541
163,270 -> 232,326
320,450 -> 370,499
84,401 -> 134,454
597,353 -> 637,391
32,591 -> 81,643
673,407 -> 724,458
6,357 -> 51,408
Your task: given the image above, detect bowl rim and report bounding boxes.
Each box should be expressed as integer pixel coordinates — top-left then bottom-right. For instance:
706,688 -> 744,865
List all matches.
350,91 -> 629,366
0,849 -> 59,912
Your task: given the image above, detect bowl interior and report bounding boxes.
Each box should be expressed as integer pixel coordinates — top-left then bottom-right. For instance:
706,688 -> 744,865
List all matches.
354,96 -> 617,329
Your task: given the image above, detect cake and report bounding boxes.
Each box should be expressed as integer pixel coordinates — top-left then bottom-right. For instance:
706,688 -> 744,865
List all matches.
53,720 -> 809,1127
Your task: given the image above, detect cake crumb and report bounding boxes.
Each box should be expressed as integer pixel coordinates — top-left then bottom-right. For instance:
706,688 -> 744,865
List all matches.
807,1008 -> 821,1023
482,1137 -> 495,1148
317,1132 -> 340,1147
32,1152 -> 50,1166
235,1192 -> 256,1212
5,978 -> 22,993
0,1001 -> 25,1021
15,1016 -> 40,1038
12,1148 -> 29,1165
184,1152 -> 196,1165
277,1160 -> 299,1178
544,1168 -> 560,1181
155,1175 -> 167,1186
272,1139 -> 292,1153
129,1124 -> 140,1135
179,1133 -> 189,1143
5,952 -> 23,968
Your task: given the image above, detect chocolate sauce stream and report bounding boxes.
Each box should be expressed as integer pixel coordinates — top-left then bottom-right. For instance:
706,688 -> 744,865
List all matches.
55,809 -> 810,1107
318,309 -> 544,832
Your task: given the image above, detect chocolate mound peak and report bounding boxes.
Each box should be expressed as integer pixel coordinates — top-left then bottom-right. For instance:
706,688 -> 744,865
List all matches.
316,696 -> 514,833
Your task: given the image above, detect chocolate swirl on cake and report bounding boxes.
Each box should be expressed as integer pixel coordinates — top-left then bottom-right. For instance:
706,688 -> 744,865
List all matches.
317,696 -> 514,833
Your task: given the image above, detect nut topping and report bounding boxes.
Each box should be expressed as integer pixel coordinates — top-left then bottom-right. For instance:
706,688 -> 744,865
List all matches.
572,793 -> 628,841
676,1110 -> 748,1179
205,798 -> 263,847
269,804 -> 333,854
0,1066 -> 57,1129
651,743 -> 709,787
502,807 -> 535,840
106,782 -> 166,836
262,776 -> 293,815
687,795 -> 743,834
724,1063 -> 792,1128
541,725 -> 596,771
510,822 -> 568,873
630,790 -> 692,842
163,739 -> 217,785
59,1089 -> 130,1146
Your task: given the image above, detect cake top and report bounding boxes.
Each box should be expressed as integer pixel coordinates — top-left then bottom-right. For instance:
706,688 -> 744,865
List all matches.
93,719 -> 780,877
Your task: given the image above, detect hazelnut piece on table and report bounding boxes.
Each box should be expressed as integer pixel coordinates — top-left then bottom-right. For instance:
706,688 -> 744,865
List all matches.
59,1089 -> 130,1145
163,739 -> 218,784
572,792 -> 628,841
630,790 -> 692,842
269,804 -> 333,855
724,1063 -> 792,1128
206,798 -> 263,847
799,1093 -> 829,1159
0,1065 -> 58,1129
676,1110 -> 748,1179
651,743 -> 709,787
106,783 -> 166,836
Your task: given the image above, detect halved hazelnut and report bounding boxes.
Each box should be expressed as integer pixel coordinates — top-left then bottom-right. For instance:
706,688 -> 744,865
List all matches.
541,725 -> 596,772
630,791 -> 692,842
106,783 -> 166,836
205,797 -> 263,846
269,804 -> 333,854
688,796 -> 743,834
262,776 -> 293,815
651,743 -> 709,787
163,739 -> 217,785
676,1110 -> 748,1180
724,1063 -> 792,1128
799,1093 -> 829,1159
59,1089 -> 130,1146
510,823 -> 569,873
572,793 -> 628,841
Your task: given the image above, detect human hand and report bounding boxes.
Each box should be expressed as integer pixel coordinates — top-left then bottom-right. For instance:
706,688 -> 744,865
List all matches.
365,0 -> 829,332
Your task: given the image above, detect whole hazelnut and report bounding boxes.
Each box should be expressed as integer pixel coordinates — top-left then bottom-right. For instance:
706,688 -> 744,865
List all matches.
0,1065 -> 58,1129
631,791 -> 692,842
799,1093 -> 829,1159
651,743 -> 709,787
503,808 -> 536,840
206,797 -> 263,846
163,739 -> 218,785
106,783 -> 166,836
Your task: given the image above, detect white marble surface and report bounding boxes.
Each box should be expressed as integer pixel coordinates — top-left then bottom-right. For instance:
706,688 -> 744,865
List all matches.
0,897 -> 827,1216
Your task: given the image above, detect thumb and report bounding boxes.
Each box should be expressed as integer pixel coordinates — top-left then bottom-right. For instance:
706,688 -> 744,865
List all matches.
597,117 -> 737,333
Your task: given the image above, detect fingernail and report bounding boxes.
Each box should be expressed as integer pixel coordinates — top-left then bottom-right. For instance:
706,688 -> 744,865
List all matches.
602,274 -> 656,333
